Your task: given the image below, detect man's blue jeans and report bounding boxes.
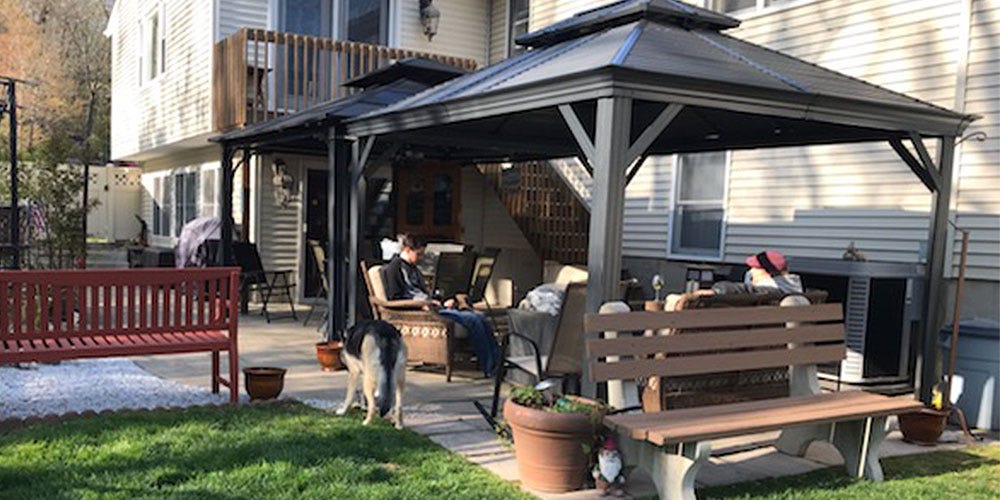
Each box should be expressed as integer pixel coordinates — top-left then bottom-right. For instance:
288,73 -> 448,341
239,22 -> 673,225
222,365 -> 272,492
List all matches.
438,309 -> 499,376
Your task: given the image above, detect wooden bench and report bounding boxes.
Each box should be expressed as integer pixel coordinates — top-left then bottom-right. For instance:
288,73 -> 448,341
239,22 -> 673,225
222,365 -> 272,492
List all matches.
1,268 -> 241,403
584,300 -> 923,500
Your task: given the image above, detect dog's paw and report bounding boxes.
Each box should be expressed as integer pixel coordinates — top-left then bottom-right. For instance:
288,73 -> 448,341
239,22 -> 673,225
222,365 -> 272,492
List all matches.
394,422 -> 404,430
362,418 -> 373,426
335,406 -> 348,416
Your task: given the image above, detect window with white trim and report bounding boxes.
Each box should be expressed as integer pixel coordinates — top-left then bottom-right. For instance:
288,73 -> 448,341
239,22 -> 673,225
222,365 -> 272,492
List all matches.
139,4 -> 165,84
173,172 -> 198,236
669,151 -> 728,258
508,0 -> 529,56
151,175 -> 172,237
200,168 -> 219,218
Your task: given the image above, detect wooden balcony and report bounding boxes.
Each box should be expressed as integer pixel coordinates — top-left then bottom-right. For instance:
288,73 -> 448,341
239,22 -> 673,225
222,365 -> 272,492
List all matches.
213,28 -> 479,131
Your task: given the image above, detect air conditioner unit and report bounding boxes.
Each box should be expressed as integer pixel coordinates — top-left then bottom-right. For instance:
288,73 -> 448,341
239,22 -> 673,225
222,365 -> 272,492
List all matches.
789,258 -> 925,386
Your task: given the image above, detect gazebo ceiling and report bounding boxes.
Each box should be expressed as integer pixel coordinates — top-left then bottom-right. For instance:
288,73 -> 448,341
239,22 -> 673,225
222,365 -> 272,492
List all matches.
346,0 -> 975,142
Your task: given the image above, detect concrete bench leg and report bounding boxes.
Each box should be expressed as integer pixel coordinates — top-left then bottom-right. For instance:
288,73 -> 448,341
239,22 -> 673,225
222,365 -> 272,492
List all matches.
776,416 -> 887,481
620,438 -> 710,500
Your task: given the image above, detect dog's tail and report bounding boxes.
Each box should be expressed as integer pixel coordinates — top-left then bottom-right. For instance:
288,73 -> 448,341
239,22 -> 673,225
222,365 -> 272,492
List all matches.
375,326 -> 402,418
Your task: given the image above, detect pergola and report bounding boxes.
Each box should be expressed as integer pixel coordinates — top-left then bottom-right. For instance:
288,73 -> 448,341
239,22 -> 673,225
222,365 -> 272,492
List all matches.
342,0 -> 976,399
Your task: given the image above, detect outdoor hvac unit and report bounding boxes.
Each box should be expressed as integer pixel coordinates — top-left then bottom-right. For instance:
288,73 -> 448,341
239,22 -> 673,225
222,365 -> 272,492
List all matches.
788,257 -> 926,386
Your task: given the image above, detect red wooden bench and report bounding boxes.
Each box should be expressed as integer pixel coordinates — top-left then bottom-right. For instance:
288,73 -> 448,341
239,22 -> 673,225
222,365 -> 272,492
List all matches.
0,268 -> 241,403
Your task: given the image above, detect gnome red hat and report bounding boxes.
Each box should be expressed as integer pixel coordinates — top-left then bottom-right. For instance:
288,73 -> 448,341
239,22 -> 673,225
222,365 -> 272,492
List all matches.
746,250 -> 787,275
602,436 -> 618,451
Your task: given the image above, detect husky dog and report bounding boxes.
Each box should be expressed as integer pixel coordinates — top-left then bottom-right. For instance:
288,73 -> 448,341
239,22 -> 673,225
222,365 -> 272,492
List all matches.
336,320 -> 407,429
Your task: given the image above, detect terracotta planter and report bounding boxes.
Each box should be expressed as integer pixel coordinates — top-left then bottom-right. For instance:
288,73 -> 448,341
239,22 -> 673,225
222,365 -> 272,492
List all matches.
503,398 -> 598,493
899,407 -> 949,445
316,341 -> 344,371
243,367 -> 287,401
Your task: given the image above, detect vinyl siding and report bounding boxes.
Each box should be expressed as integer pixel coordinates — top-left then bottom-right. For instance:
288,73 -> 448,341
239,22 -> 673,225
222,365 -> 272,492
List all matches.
719,0 -> 959,265
952,0 -> 1000,281
489,0 -> 509,63
109,0 -> 215,161
256,154 -> 308,284
138,147 -> 222,248
530,0 -> 606,32
398,0 -> 490,64
218,0 -> 269,40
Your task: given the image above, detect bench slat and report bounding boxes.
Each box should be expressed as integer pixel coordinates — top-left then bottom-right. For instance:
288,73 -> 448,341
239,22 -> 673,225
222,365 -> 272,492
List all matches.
586,323 -> 844,358
590,343 -> 845,382
584,303 -> 842,334
644,394 -> 922,445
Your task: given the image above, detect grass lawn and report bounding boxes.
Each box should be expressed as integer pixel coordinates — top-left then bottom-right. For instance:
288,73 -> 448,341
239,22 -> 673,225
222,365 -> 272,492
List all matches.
700,444 -> 1000,499
0,402 -> 532,500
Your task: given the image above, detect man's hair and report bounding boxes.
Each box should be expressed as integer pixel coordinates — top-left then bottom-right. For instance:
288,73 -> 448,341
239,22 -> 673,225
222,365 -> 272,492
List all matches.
398,233 -> 427,250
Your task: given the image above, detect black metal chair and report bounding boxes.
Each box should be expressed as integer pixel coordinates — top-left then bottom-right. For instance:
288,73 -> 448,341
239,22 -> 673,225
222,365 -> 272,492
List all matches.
303,239 -> 329,329
232,241 -> 297,322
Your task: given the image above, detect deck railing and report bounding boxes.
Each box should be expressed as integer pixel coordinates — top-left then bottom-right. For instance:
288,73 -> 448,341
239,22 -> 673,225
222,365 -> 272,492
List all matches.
213,28 -> 479,131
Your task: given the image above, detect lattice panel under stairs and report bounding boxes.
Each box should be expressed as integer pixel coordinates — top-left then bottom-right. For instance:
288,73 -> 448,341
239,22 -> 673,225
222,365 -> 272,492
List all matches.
479,162 -> 589,265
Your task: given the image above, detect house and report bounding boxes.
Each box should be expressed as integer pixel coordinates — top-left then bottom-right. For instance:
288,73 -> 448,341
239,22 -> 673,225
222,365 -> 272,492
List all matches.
107,0 -> 996,388
105,0 -> 546,305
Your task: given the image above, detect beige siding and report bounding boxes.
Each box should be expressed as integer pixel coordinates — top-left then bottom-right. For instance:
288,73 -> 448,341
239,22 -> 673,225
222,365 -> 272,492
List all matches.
490,0 -> 509,63
218,0 -> 269,40
110,0 -> 215,161
716,0 -> 961,266
256,154 -> 309,287
530,0 -> 606,32
952,0 -> 1000,281
398,0 -> 490,65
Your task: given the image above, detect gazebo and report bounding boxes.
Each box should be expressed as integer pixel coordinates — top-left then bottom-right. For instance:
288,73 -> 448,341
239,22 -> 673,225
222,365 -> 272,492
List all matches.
340,0 -> 976,398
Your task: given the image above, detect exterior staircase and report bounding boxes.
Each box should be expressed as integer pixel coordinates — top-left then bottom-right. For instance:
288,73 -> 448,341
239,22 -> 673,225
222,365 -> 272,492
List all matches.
478,162 -> 589,265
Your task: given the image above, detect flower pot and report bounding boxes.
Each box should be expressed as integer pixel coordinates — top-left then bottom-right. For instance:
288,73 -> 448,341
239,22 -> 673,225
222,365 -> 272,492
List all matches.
899,407 -> 949,445
316,341 -> 344,371
503,398 -> 598,493
243,367 -> 287,401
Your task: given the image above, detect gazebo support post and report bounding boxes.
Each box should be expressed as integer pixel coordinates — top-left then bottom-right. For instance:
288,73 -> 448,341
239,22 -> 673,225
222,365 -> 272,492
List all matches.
347,136 -> 375,326
917,135 -> 956,403
579,96 -> 631,397
219,146 -> 235,267
327,128 -> 353,340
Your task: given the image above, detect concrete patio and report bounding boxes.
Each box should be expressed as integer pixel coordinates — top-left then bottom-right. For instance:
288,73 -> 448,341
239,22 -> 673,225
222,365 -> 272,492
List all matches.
132,306 -> 993,499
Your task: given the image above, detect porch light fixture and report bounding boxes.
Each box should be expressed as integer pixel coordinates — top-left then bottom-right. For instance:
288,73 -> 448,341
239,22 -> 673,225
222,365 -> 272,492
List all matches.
419,0 -> 440,41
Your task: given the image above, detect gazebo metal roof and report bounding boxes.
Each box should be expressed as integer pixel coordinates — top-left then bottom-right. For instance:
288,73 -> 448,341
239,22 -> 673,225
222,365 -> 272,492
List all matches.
340,0 -> 975,401
347,0 -> 973,149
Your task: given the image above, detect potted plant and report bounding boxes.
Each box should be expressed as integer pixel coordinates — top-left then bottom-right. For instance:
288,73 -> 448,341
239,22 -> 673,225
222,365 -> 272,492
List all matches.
316,328 -> 344,372
243,367 -> 287,401
503,385 -> 607,493
899,229 -> 970,445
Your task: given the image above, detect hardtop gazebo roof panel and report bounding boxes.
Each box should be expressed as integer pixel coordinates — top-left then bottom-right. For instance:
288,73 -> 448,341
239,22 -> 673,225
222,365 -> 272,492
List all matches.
346,0 -> 974,138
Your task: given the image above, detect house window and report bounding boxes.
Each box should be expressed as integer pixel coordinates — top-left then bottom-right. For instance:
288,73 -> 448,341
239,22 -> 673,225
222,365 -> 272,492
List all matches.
669,152 -> 728,259
151,175 -> 173,237
140,5 -> 165,84
508,0 -> 530,56
342,0 -> 389,44
200,168 -> 219,218
173,172 -> 198,236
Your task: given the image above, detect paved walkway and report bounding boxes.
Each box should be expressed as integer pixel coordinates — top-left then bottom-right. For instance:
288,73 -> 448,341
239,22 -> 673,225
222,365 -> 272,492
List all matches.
133,307 -> 993,499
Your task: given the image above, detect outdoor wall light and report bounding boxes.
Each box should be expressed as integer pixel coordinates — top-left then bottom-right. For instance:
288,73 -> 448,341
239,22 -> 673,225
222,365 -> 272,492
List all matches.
419,0 -> 441,41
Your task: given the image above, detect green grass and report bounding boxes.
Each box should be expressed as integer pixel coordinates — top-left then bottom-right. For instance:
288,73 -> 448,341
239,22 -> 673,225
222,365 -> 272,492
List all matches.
700,445 -> 1000,500
0,403 -> 533,500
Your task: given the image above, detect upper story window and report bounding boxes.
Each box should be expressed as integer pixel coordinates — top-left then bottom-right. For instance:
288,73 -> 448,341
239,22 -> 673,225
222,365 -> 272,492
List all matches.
139,4 -> 165,84
669,151 -> 729,259
280,0 -> 333,37
508,0 -> 529,56
343,0 -> 390,45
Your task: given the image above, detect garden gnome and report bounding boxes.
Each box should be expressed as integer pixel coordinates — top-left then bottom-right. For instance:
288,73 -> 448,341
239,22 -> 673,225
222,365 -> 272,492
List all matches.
593,436 -> 626,497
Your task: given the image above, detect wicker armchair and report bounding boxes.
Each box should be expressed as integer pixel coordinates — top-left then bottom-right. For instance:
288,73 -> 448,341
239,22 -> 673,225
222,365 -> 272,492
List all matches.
362,261 -> 506,382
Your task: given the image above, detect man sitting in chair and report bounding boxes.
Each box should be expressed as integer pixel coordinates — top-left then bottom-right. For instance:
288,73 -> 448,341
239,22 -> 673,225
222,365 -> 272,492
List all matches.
383,234 -> 499,377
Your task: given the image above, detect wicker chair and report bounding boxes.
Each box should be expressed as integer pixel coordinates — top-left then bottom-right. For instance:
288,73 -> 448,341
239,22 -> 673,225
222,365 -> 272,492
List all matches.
362,260 -> 506,382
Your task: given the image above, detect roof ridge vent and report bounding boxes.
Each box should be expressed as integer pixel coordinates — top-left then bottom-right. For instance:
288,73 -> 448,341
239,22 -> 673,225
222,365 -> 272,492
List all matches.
516,0 -> 739,48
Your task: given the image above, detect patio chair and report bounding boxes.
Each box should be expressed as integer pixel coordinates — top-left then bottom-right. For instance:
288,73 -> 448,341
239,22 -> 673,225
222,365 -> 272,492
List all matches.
233,241 -> 297,323
303,239 -> 329,329
483,282 -> 588,417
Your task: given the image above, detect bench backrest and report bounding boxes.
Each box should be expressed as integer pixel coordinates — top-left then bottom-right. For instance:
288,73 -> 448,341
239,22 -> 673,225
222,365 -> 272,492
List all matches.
0,268 -> 240,340
584,303 -> 844,383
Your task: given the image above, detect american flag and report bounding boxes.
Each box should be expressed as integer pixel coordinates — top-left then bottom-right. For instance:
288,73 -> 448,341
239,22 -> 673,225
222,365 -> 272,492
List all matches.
27,201 -> 47,238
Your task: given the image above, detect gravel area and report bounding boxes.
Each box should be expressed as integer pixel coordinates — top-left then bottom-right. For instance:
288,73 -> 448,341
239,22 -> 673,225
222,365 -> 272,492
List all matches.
1,358 -> 229,420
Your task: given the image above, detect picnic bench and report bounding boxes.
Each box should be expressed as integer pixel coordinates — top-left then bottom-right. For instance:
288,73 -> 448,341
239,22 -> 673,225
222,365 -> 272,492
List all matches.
0,268 -> 241,403
584,299 -> 923,500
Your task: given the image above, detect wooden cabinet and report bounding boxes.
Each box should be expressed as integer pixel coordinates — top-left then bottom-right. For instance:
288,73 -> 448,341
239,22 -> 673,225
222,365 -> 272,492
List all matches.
395,164 -> 462,241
